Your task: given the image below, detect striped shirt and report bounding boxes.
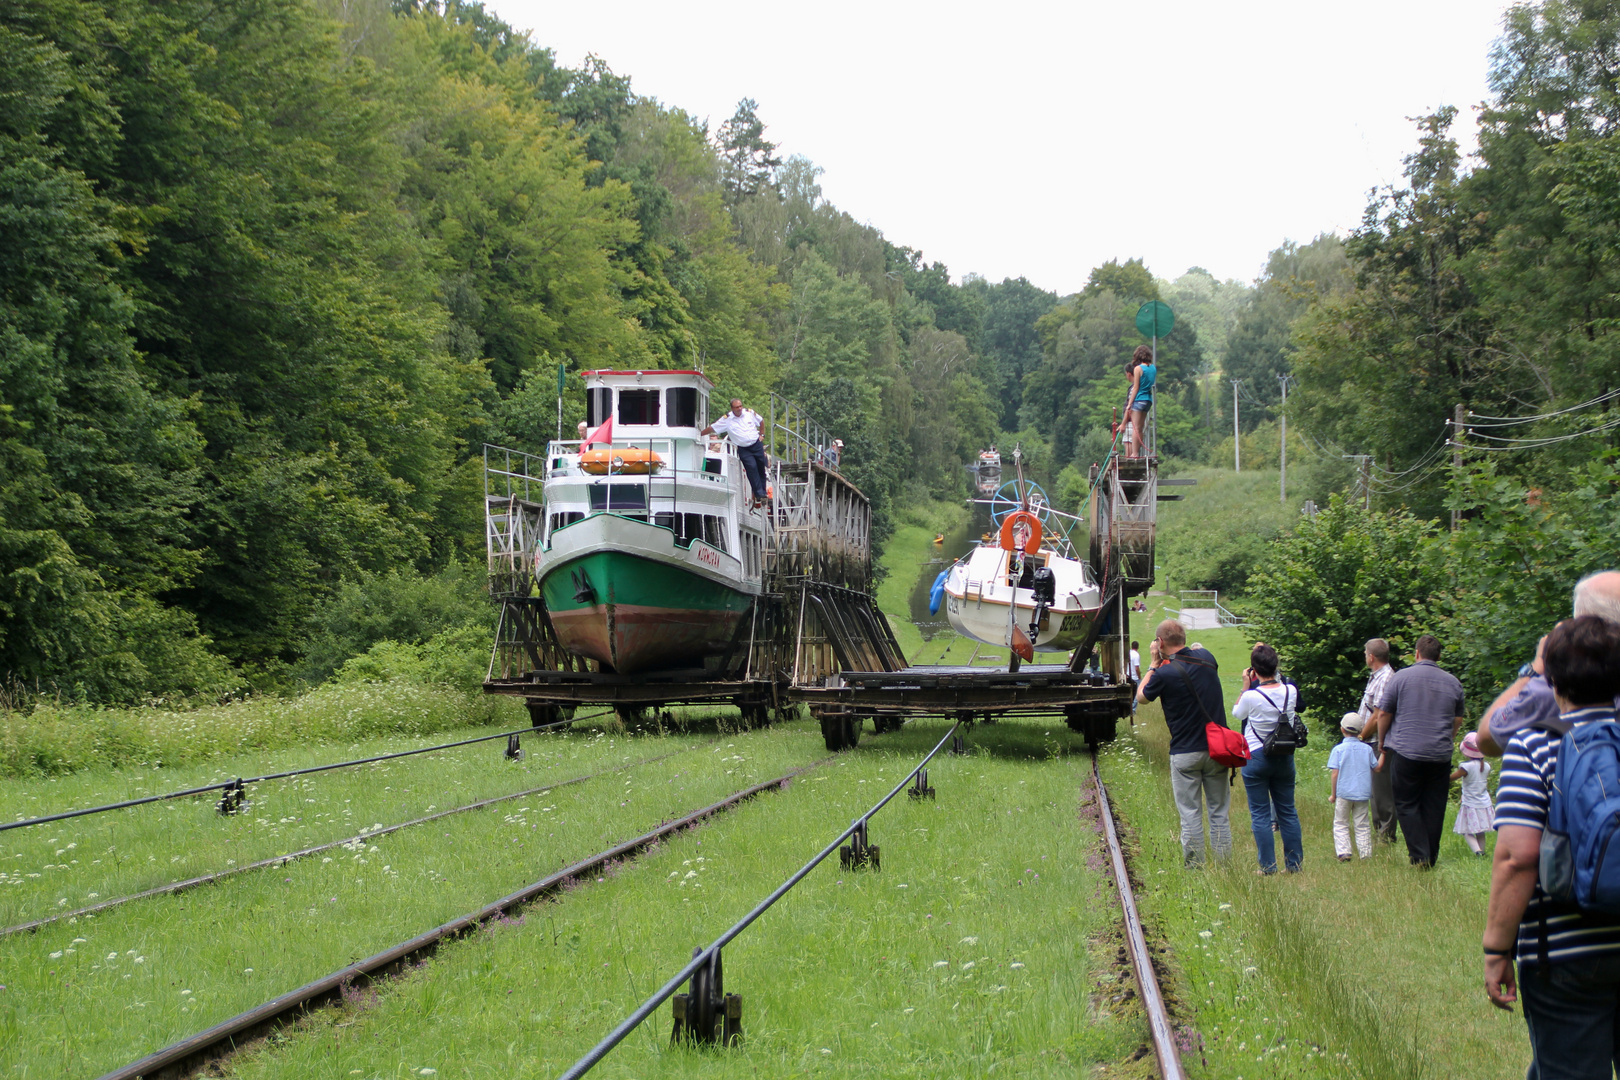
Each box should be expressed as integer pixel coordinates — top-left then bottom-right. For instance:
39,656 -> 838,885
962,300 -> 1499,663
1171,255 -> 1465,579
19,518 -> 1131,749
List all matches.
1495,707 -> 1620,966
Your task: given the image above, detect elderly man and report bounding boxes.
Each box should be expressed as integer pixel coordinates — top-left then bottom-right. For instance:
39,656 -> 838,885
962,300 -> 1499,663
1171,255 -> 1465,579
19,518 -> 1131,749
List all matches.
1369,635 -> 1467,868
1478,570 -> 1620,757
1357,639 -> 1398,842
1137,618 -> 1232,868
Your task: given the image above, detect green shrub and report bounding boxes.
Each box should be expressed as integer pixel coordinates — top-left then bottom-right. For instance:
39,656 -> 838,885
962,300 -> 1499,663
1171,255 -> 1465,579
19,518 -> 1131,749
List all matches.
297,561 -> 492,684
1246,495 -> 1444,727
1436,458 -> 1620,708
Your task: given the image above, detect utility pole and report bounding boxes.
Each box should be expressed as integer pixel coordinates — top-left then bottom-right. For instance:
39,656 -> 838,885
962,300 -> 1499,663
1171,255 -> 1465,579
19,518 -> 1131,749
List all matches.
1451,402 -> 1464,531
1360,455 -> 1370,510
1231,380 -> 1241,473
1278,374 -> 1289,504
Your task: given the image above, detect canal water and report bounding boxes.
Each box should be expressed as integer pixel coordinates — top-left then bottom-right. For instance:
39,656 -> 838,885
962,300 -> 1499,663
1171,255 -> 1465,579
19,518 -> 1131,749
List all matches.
906,498 -> 993,639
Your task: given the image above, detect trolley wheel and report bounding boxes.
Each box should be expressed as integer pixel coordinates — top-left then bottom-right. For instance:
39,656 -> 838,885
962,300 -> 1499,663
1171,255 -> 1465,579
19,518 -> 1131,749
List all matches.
614,704 -> 646,727
873,716 -> 904,734
843,716 -> 861,748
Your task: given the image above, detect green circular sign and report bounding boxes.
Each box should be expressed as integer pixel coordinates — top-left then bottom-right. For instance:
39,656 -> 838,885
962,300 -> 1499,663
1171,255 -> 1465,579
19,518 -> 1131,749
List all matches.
1135,300 -> 1174,339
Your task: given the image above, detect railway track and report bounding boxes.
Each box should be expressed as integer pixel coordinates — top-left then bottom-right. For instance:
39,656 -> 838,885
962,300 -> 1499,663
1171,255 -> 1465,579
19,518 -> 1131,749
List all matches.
2,736 -> 708,938
91,722 -> 1185,1080
96,762 -> 825,1080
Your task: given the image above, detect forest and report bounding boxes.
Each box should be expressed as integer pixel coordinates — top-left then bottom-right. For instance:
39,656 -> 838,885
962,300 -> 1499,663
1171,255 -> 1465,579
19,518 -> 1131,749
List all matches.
2,0 -> 1618,715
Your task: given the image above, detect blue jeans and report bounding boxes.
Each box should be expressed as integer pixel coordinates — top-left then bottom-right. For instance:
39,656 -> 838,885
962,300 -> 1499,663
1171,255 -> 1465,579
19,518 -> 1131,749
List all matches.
736,440 -> 767,499
1521,953 -> 1620,1079
1242,749 -> 1303,872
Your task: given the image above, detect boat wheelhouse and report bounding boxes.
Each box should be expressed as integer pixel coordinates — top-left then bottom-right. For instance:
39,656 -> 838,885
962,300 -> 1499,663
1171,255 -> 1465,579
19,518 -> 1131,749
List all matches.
533,370 -> 767,673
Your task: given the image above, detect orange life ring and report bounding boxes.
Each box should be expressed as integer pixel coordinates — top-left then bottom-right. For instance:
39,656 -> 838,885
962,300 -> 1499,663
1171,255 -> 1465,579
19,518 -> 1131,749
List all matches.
579,447 -> 663,475
998,510 -> 1043,554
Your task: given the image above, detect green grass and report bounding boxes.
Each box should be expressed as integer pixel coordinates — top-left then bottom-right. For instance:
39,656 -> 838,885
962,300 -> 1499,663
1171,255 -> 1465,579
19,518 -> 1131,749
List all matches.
0,718 -> 828,1077
0,680 -> 529,778
1100,639 -> 1528,1080
227,717 -> 1147,1079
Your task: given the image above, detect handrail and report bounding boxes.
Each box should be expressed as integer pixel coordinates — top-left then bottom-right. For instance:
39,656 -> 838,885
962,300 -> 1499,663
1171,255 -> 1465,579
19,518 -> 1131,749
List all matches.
556,720 -> 963,1079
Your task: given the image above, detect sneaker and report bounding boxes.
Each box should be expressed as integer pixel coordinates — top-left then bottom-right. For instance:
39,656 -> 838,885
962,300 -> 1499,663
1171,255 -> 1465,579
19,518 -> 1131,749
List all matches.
1337,854 -> 1351,862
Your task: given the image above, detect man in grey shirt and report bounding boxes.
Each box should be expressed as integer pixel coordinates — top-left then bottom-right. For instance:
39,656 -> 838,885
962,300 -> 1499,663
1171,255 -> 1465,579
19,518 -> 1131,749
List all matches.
1369,634 -> 1466,867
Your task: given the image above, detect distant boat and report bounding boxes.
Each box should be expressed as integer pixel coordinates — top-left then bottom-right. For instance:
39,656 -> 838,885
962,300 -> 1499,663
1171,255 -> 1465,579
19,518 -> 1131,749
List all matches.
933,534 -> 944,545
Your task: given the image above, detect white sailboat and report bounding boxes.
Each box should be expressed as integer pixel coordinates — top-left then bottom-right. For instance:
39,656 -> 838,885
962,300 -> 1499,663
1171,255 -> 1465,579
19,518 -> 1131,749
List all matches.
939,449 -> 1104,664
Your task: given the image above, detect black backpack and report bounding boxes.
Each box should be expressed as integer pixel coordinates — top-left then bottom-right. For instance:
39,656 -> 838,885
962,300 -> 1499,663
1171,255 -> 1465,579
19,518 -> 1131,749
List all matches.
1256,682 -> 1309,755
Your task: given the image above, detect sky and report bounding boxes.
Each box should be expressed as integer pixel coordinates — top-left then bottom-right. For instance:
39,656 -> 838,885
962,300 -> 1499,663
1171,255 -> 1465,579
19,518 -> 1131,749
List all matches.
493,0 -> 1519,296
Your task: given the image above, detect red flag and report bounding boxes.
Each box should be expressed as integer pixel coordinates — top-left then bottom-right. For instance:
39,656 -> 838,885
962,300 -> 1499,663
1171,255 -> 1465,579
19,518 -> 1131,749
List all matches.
583,418 -> 613,449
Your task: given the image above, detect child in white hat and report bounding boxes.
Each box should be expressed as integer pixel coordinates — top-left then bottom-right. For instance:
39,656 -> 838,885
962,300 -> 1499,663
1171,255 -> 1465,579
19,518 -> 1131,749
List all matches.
1449,732 -> 1493,856
1328,711 -> 1379,860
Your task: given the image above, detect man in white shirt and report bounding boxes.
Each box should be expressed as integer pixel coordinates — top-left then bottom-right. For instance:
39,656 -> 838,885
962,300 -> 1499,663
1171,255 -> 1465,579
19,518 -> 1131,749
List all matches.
701,399 -> 769,508
1357,638 -> 1397,842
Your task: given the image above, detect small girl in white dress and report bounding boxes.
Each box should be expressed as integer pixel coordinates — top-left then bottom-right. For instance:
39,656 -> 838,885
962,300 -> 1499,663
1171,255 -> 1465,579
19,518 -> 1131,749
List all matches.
1451,731 -> 1494,856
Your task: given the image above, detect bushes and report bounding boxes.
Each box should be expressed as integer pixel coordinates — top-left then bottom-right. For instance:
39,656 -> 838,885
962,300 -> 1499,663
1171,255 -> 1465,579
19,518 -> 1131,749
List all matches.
1436,459 -> 1620,708
1246,496 -> 1444,727
297,561 -> 493,685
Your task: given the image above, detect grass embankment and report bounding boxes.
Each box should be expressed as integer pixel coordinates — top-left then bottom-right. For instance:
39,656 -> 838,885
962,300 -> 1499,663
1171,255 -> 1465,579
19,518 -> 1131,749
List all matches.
1101,604 -> 1526,1080
0,680 -> 528,778
0,720 -> 826,1077
875,500 -> 969,665
231,717 -> 1145,1079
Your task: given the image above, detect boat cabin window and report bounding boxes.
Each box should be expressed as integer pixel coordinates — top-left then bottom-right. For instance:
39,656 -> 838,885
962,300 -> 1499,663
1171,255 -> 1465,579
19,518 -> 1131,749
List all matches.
587,484 -> 648,512
666,387 -> 699,428
585,387 -> 612,427
617,389 -> 660,426
702,515 -> 728,552
547,511 -> 584,536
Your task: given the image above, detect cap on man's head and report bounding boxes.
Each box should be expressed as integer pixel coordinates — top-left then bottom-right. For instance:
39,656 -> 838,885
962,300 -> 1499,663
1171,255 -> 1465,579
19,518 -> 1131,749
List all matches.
1340,711 -> 1365,735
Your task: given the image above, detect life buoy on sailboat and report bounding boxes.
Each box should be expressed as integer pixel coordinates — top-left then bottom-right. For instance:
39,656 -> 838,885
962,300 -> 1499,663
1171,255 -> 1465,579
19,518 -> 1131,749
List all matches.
998,510 -> 1043,554
579,447 -> 663,475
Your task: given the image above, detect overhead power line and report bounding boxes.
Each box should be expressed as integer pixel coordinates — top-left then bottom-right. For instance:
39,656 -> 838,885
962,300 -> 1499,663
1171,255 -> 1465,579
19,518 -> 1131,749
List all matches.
1463,387 -> 1620,427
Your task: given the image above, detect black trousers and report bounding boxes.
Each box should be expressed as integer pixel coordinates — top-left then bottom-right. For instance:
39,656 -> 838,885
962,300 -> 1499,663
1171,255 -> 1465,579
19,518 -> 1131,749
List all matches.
1369,757 -> 1398,841
1389,749 -> 1452,867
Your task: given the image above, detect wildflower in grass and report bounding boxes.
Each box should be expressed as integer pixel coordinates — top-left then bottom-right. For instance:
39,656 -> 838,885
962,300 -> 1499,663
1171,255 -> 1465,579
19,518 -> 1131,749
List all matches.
903,1007 -> 914,1014
959,937 -> 978,945
134,956 -> 144,963
961,961 -> 975,970
1011,962 -> 1025,969
1198,931 -> 1213,940
49,951 -> 62,959
180,989 -> 191,996
933,961 -> 949,968
72,938 -> 85,945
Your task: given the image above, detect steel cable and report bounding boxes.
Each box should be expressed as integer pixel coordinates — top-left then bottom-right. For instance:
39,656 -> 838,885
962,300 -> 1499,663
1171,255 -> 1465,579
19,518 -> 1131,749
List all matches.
0,710 -> 615,834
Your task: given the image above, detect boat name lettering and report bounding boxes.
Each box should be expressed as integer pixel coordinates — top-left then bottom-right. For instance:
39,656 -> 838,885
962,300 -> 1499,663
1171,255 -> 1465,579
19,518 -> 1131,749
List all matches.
695,544 -> 722,568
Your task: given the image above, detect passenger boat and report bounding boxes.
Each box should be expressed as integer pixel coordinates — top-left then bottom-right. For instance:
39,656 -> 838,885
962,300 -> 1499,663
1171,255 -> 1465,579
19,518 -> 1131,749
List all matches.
531,370 -> 768,673
940,453 -> 1104,661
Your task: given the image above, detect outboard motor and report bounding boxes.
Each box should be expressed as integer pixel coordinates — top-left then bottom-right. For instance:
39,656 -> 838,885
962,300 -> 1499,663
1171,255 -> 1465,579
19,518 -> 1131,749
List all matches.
1028,566 -> 1057,641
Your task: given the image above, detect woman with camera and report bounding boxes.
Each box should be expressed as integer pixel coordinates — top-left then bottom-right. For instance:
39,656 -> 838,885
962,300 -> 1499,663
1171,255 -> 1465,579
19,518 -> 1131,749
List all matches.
1233,642 -> 1305,873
